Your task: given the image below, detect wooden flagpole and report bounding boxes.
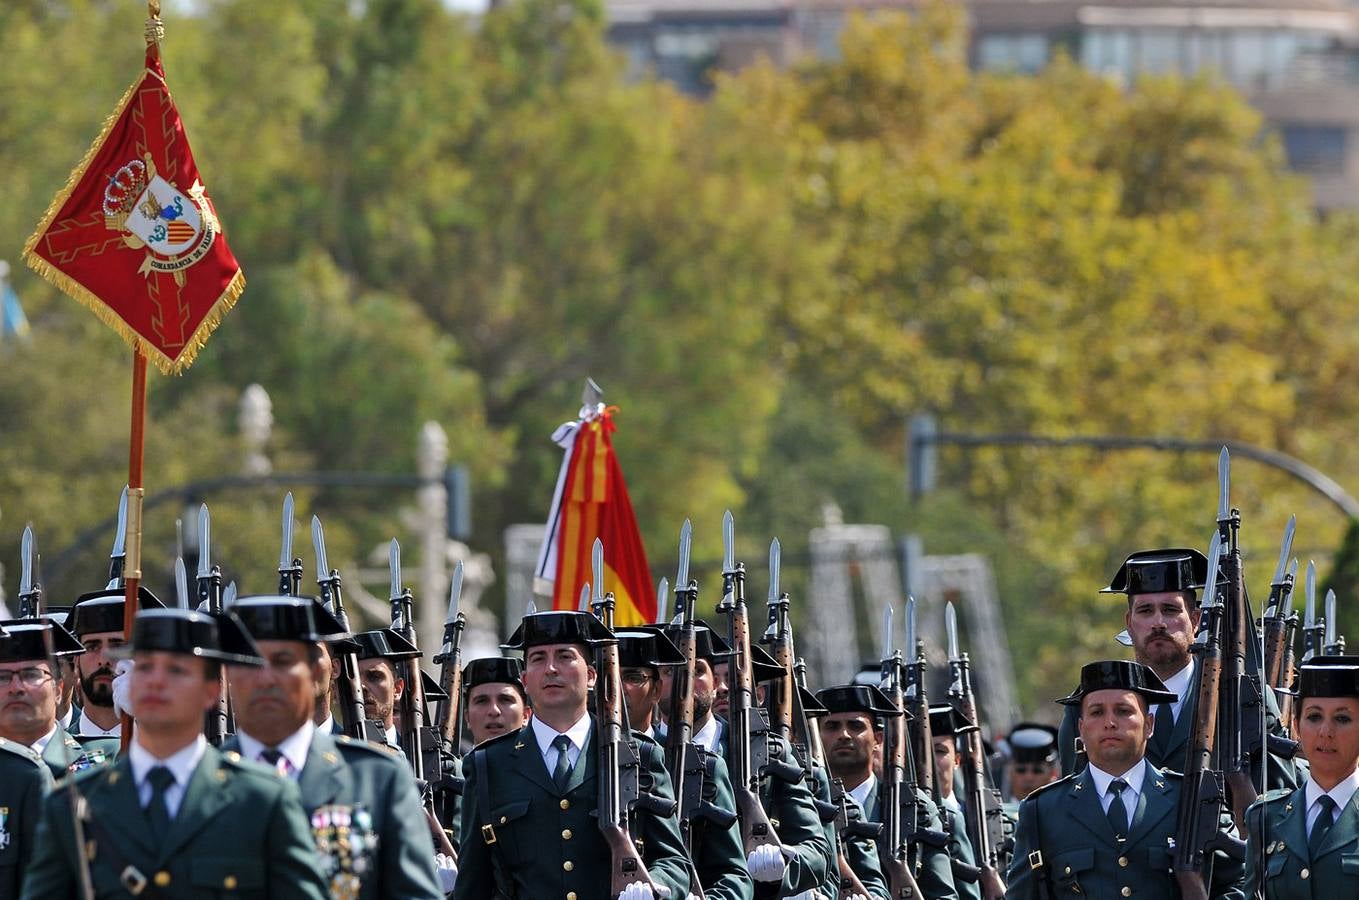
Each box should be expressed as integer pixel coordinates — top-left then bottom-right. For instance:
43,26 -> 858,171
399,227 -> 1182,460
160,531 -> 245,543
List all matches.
119,349 -> 148,754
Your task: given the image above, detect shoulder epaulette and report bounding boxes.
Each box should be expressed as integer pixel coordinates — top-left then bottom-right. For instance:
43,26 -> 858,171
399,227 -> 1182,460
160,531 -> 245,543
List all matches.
1028,772 -> 1078,799
333,734 -> 397,759
0,736 -> 44,767
478,727 -> 526,751
631,729 -> 660,747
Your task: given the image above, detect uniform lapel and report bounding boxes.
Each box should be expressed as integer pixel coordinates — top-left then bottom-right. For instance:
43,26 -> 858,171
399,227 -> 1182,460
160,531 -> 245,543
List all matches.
299,732 -> 346,810
1317,787 -> 1359,858
1160,694 -> 1194,772
510,724 -> 558,796
157,746 -> 233,863
1067,769 -> 1118,848
1125,765 -> 1174,846
90,757 -> 159,859
1272,786 -> 1309,862
564,724 -> 597,795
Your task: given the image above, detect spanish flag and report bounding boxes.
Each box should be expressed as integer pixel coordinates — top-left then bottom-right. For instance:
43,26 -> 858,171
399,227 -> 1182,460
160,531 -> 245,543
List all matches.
535,403 -> 656,626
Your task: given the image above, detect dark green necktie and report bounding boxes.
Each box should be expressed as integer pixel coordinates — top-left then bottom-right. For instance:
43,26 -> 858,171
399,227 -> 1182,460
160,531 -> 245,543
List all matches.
1309,795 -> 1337,858
146,766 -> 176,843
1107,778 -> 1129,839
552,735 -> 574,792
1153,703 -> 1173,747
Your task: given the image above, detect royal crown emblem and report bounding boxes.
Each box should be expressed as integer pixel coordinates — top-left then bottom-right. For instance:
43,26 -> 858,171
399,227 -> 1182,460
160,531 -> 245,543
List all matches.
102,153 -> 219,286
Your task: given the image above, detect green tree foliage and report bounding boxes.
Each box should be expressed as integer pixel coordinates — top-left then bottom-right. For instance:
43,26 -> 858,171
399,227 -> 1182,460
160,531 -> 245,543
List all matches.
3,1 -> 1357,713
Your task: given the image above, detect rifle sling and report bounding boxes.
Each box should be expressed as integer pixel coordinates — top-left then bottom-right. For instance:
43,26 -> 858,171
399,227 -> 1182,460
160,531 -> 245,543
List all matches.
472,746 -> 517,899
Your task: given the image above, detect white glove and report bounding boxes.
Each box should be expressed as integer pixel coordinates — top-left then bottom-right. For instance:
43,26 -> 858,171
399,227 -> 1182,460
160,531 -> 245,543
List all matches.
747,843 -> 786,882
786,892 -> 817,900
112,659 -> 135,718
847,894 -> 869,900
434,853 -> 457,893
617,882 -> 665,900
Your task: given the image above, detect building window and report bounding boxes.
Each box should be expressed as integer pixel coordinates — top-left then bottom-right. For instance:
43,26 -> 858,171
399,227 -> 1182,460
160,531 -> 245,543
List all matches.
977,33 -> 1050,74
1282,125 -> 1347,174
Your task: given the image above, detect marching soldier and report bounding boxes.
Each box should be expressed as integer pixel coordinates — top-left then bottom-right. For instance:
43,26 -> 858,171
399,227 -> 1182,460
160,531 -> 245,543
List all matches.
619,628 -> 684,737
1003,723 -> 1059,815
1008,660 -> 1245,900
455,610 -> 691,900
0,733 -> 50,899
655,620 -> 753,900
354,628 -> 421,748
1059,549 -> 1299,792
225,594 -> 447,899
66,586 -> 164,739
0,617 -> 116,777
20,606 -> 330,899
463,656 -> 530,746
927,704 -> 979,900
1246,655 -> 1359,897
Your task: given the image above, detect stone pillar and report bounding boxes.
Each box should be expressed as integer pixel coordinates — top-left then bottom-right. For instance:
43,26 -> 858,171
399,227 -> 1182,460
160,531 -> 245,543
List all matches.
238,384 -> 273,476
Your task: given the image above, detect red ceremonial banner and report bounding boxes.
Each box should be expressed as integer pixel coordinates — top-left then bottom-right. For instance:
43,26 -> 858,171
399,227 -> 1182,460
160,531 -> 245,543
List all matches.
23,47 -> 243,374
551,409 -> 658,627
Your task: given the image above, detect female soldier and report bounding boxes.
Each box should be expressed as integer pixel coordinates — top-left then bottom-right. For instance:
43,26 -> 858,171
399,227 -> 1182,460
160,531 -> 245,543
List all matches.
1246,656 -> 1359,897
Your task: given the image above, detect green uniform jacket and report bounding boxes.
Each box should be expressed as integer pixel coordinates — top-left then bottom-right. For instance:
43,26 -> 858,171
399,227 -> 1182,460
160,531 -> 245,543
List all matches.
455,720 -> 690,900
0,737 -> 52,900
685,746 -> 754,900
938,800 -> 981,900
862,778 -> 960,900
40,726 -> 118,780
1245,784 -> 1359,898
224,730 -> 443,900
1007,764 -> 1245,900
716,729 -> 832,897
809,762 -> 889,900
20,744 -> 330,900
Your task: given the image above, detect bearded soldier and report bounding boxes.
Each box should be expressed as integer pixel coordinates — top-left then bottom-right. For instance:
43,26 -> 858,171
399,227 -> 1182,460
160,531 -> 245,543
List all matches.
66,587 -> 164,740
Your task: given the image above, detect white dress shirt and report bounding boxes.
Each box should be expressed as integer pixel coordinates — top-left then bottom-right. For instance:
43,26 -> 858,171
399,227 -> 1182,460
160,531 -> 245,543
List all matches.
384,724 -> 399,748
236,720 -> 315,781
30,724 -> 58,755
1087,758 -> 1147,825
692,716 -> 722,754
75,713 -> 122,739
531,713 -> 591,776
316,714 -> 336,735
1159,661 -> 1195,724
58,707 -> 73,730
129,735 -> 209,819
848,773 -> 876,811
1305,767 -> 1359,836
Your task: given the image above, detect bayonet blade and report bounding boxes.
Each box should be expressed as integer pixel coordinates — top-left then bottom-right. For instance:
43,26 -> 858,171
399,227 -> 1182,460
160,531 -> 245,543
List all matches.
592,538 -> 605,602
446,561 -> 464,625
197,504 -> 212,578
223,582 -> 238,609
1203,531 -> 1223,606
579,583 -> 592,612
526,599 -> 538,616
175,558 -> 190,609
1271,515 -> 1297,586
389,539 -> 402,600
656,577 -> 670,625
946,601 -> 960,660
676,519 -> 692,588
111,486 -> 129,559
1305,560 -> 1317,629
905,596 -> 917,658
279,492 -> 295,569
1217,447 -> 1231,521
768,538 -> 781,604
1325,590 -> 1338,646
881,604 -> 894,662
311,516 -> 330,581
19,526 -> 33,596
722,510 -> 735,572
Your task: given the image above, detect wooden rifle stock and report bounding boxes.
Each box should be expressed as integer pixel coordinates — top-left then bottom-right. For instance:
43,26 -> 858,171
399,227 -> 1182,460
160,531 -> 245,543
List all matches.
320,572 -> 369,740
948,654 -> 1007,900
1173,590 -> 1225,891
879,652 -> 926,900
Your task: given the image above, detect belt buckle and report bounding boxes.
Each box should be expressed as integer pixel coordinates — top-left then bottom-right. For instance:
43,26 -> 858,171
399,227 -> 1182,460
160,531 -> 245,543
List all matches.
1028,850 -> 1044,871
121,865 -> 148,895
481,823 -> 498,845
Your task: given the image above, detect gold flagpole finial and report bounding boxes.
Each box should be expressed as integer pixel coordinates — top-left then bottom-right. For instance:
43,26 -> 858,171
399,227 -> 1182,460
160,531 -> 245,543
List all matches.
146,1 -> 164,50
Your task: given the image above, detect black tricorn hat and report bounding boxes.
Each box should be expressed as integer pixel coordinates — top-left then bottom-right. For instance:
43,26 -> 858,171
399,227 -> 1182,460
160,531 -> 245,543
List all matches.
1101,549 -> 1209,597
660,619 -> 735,662
1057,660 -> 1178,707
68,586 -> 166,637
463,656 -> 525,691
817,684 -> 902,718
929,703 -> 975,737
42,607 -> 72,629
231,595 -> 355,650
1008,722 -> 1059,764
0,619 -> 84,662
125,608 -> 264,666
748,642 -> 786,684
502,611 -> 614,652
420,669 -> 447,702
1296,655 -> 1359,700
798,684 -> 830,718
354,628 -> 423,661
617,629 -> 686,670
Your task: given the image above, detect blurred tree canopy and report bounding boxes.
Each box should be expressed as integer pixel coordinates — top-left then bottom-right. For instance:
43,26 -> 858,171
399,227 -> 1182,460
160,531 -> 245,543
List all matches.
3,0 -> 1358,715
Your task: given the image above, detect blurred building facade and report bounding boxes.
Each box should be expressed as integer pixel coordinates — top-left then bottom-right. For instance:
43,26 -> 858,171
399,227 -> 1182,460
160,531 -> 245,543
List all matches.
605,0 -> 1359,209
